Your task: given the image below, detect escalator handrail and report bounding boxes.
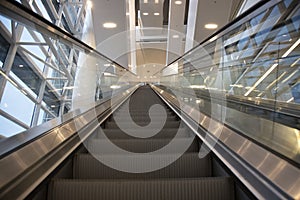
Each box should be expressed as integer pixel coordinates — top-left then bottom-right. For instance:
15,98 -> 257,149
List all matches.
156,85 -> 300,166
161,86 -> 300,118
0,85 -> 135,158
0,85 -> 140,199
152,84 -> 300,200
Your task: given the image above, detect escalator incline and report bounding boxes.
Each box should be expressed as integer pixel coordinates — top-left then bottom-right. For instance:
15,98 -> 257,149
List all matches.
48,86 -> 234,200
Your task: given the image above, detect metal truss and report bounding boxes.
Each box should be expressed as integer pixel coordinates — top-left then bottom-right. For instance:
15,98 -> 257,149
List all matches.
222,0 -> 299,99
0,0 -> 88,131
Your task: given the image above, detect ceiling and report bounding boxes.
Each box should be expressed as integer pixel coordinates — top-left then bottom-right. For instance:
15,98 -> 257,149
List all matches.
89,0 -> 243,76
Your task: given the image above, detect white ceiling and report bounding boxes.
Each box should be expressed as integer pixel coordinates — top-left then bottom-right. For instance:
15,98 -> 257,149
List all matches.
139,0 -> 164,27
90,0 -> 240,76
194,0 -> 234,42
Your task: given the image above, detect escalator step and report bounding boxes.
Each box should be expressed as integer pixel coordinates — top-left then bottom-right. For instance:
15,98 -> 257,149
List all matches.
96,128 -> 191,139
105,121 -> 181,129
109,115 -> 178,122
87,138 -> 198,154
49,177 -> 234,200
112,112 -> 175,117
73,153 -> 211,179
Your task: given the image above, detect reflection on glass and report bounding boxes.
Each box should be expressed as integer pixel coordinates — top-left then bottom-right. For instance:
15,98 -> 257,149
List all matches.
0,4 -> 136,138
158,0 -> 300,164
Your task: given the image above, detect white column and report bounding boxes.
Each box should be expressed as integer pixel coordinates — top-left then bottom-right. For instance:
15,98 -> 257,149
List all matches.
184,0 -> 199,52
127,0 -> 137,74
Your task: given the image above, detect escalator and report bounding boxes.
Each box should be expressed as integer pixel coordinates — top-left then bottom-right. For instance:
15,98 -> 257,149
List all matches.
48,85 -> 234,200
0,0 -> 299,199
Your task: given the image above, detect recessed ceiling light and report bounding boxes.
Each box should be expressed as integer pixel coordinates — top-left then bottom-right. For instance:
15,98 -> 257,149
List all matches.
103,22 -> 117,29
204,23 -> 218,29
143,12 -> 149,16
104,64 -> 110,67
19,64 -> 24,68
154,12 -> 160,16
175,1 -> 182,5
172,35 -> 179,38
155,0 -> 159,3
144,0 -> 148,3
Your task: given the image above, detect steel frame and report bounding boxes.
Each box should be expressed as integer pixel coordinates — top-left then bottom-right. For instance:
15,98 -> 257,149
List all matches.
0,0 -> 88,133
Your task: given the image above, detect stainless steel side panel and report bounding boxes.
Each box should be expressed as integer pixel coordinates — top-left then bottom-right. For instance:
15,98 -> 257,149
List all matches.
152,85 -> 300,199
0,85 -> 139,199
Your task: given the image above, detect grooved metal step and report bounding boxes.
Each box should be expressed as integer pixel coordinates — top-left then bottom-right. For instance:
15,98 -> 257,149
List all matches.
105,121 -> 181,129
49,177 -> 234,200
87,138 -> 199,154
48,85 -> 234,200
73,153 -> 211,179
95,128 -> 190,140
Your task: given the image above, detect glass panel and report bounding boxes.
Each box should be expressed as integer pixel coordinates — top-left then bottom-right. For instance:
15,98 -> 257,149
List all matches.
157,0 -> 300,164
35,0 -> 52,22
0,116 -> 25,138
0,15 -> 11,33
0,81 -> 35,126
37,108 -> 45,125
10,71 -> 38,99
0,1 -> 136,140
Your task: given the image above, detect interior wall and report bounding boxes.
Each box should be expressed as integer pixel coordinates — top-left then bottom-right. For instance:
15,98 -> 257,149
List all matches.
91,0 -> 129,68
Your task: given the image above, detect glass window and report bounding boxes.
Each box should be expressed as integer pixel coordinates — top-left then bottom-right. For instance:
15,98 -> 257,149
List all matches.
20,45 -> 47,62
20,27 -> 36,43
0,115 -> 25,137
284,0 -> 292,7
10,71 -> 38,98
37,108 -> 45,125
0,15 -> 11,33
26,53 -> 46,72
35,0 -> 52,22
0,81 -> 35,126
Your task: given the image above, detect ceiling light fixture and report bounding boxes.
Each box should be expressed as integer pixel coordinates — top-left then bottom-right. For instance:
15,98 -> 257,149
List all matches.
143,12 -> 149,16
19,64 -> 24,68
103,22 -> 117,29
154,12 -> 160,16
175,1 -> 182,5
172,35 -> 179,38
204,23 -> 218,29
144,0 -> 148,3
155,0 -> 159,3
